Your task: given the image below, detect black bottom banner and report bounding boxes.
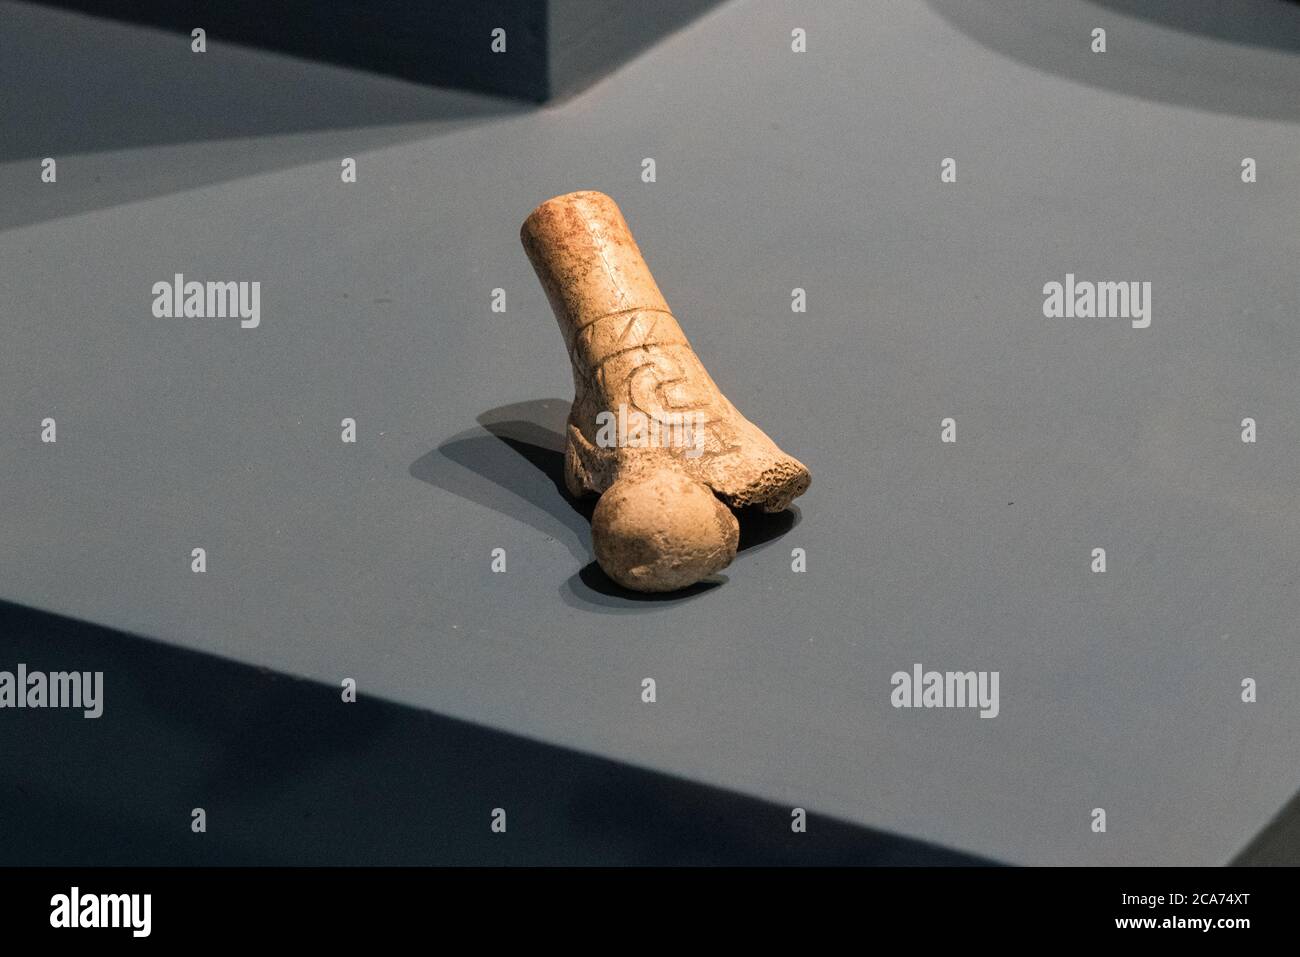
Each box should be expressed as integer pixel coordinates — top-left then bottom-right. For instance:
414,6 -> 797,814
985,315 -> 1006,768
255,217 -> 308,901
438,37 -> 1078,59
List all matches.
0,866 -> 1283,943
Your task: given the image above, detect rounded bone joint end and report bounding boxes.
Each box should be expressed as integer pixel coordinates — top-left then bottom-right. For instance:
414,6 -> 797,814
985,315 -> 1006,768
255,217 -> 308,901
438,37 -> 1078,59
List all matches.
591,469 -> 739,592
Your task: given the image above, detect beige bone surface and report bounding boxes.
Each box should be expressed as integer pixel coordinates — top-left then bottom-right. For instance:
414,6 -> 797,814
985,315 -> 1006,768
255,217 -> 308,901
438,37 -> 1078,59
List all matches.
521,190 -> 810,591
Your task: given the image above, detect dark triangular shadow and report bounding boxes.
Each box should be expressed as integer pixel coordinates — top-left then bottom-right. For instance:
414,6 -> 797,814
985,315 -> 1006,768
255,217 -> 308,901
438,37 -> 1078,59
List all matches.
1232,789 -> 1300,865
0,597 -> 998,865
924,0 -> 1300,124
0,2 -> 528,231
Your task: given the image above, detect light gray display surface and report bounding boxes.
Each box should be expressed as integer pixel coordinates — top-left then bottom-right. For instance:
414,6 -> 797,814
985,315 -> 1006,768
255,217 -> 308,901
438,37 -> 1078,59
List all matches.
2,0 -> 1298,865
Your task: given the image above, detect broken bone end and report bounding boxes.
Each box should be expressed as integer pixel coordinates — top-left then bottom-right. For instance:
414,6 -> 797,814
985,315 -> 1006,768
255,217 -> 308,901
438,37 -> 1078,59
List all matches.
714,458 -> 812,513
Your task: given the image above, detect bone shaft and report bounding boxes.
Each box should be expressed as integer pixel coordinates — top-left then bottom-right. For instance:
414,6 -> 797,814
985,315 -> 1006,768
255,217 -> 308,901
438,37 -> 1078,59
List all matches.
520,191 -> 689,361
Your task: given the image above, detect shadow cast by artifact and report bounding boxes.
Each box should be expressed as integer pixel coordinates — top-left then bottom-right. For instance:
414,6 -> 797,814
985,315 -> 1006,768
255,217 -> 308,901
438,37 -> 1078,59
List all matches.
410,398 -> 800,609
